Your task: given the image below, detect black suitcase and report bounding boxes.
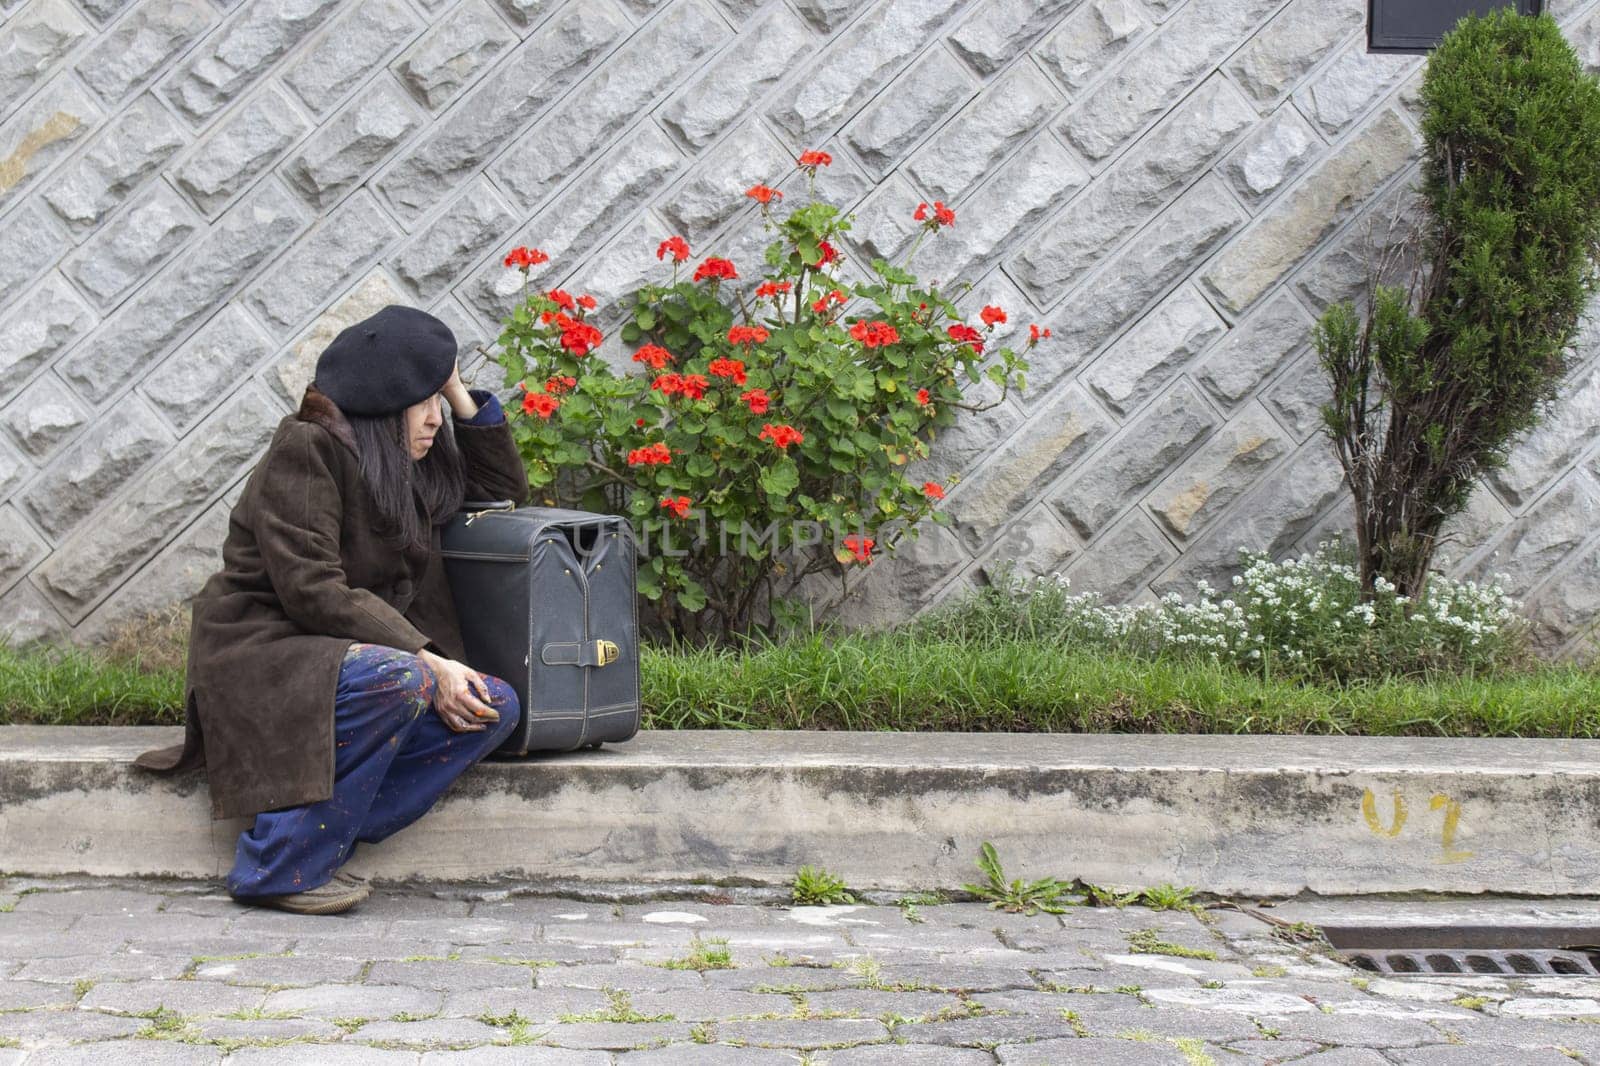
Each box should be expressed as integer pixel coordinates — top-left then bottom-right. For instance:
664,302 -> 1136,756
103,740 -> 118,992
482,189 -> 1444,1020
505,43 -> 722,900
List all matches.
439,501 -> 641,754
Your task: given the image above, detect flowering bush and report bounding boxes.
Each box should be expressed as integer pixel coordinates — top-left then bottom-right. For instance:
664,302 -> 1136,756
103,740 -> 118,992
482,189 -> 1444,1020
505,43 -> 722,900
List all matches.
916,540 -> 1527,682
492,151 -> 1041,642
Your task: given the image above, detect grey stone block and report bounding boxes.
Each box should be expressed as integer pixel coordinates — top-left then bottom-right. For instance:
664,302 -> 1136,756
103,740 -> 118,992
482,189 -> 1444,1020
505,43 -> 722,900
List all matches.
0,202 -> 63,307
75,0 -> 133,20
1489,365 -> 1600,507
1147,401 -> 1290,541
996,1038 -> 1188,1064
367,958 -> 534,990
949,382 -> 1113,550
790,0 -> 874,33
488,0 -> 727,212
1034,0 -> 1150,95
842,46 -> 973,180
73,0 -> 215,104
1225,0 -> 1365,106
1191,290 -> 1314,409
1151,439 -> 1347,597
1057,0 -> 1282,161
79,976 -> 263,1015
1062,512 -> 1177,603
464,124 -> 682,323
1055,382 -> 1215,538
1291,178 -> 1428,317
391,177 -> 518,301
767,0 -> 966,144
905,62 -> 1063,203
137,303 -> 274,432
19,398 -> 170,539
1473,475 -> 1600,597
1010,74 -> 1253,304
0,274 -> 95,407
1201,109 -> 1417,316
1262,350 -> 1331,442
230,1047 -> 422,1065
947,0 -> 1079,76
39,91 -> 186,236
172,83 -> 309,216
0,76 -> 104,214
72,498 -> 228,644
715,1017 -> 889,1047
57,179 -> 306,405
487,0 -> 564,31
1083,286 -> 1227,416
159,0 -> 343,125
614,1046 -> 794,1066
393,0 -> 517,112
61,182 -> 201,306
1293,40 -> 1421,138
31,384 -> 280,620
244,190 -> 399,336
659,6 -> 814,150
1220,106 -> 1322,208
0,579 -> 69,647
0,506 -> 47,596
657,122 -> 795,244
843,173 -> 924,265
536,1020 -> 697,1049
2,374 -> 89,459
3,1039 -> 218,1063
353,1017 -> 509,1047
280,79 -> 422,210
283,0 -> 422,116
376,1 -> 630,221
976,504 -> 1080,582
0,0 -> 91,114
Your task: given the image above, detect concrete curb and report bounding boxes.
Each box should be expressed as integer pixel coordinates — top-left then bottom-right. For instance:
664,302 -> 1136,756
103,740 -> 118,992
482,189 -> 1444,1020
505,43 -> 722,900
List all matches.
5,726 -> 1600,895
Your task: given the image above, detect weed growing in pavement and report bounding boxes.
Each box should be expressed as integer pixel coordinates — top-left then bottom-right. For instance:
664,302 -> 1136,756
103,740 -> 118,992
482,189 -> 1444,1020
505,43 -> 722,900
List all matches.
558,988 -> 673,1024
1126,929 -> 1218,961
656,934 -> 734,971
1140,884 -> 1200,913
792,864 -> 856,905
963,841 -> 1076,915
1171,1036 -> 1217,1065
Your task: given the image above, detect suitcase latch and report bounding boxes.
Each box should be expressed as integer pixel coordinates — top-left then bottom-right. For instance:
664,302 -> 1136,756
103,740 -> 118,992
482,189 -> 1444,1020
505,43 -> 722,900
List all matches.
595,639 -> 619,667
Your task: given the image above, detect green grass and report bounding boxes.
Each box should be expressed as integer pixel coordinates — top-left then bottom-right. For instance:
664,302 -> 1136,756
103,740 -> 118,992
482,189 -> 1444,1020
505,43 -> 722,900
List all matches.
5,630 -> 1600,737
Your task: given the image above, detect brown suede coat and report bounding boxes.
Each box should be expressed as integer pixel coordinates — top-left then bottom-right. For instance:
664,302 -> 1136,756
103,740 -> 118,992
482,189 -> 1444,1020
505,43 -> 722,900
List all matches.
133,384 -> 529,820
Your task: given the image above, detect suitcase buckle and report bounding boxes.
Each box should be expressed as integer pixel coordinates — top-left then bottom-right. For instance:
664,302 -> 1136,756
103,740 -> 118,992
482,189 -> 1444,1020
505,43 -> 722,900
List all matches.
594,639 -> 619,667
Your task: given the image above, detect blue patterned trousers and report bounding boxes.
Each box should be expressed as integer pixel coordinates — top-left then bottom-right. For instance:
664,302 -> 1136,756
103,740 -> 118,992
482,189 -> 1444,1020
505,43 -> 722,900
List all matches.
226,642 -> 520,898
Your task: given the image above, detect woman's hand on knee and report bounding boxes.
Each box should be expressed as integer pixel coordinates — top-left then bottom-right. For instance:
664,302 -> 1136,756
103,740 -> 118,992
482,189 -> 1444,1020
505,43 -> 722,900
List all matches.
416,649 -> 498,732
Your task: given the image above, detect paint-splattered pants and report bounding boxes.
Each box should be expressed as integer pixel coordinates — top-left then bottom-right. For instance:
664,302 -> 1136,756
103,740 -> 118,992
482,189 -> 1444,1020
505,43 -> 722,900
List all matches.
226,642 -> 520,899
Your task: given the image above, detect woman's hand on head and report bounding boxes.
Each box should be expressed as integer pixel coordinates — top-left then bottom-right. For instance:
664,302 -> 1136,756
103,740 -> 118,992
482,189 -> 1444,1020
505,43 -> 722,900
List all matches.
416,648 -> 498,733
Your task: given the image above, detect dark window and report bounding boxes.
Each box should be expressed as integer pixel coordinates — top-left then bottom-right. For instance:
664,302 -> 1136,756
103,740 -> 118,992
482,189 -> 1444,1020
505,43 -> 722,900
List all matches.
1369,0 -> 1543,53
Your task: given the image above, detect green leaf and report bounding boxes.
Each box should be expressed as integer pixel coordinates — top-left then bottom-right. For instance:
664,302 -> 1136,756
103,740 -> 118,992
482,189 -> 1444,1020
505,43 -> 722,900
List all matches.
620,322 -> 641,344
759,458 -> 800,497
636,308 -> 657,331
676,578 -> 707,613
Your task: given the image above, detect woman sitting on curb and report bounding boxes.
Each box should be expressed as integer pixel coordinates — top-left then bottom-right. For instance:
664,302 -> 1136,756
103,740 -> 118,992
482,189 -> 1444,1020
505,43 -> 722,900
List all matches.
135,305 -> 529,914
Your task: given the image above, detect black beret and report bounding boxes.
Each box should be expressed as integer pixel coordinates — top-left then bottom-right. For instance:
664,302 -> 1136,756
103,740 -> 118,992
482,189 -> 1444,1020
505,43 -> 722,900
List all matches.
313,304 -> 458,416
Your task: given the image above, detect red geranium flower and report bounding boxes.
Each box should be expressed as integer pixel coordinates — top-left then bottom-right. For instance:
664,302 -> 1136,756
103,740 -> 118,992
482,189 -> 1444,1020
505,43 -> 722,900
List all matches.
754,280 -> 792,300
811,289 -> 847,315
980,304 -> 1006,326
692,257 -> 739,283
914,200 -> 956,227
546,289 -> 576,312
797,150 -> 832,169
651,372 -> 684,396
627,441 -> 672,466
741,387 -> 770,414
633,344 -> 673,370
842,535 -> 875,564
759,423 -> 805,450
849,320 -> 900,349
726,325 -> 769,348
745,184 -> 782,204
923,481 -> 945,500
708,357 -> 747,385
578,294 -> 597,309
521,391 -> 560,419
503,245 -> 549,269
656,236 -> 690,262
557,315 -> 602,357
815,240 -> 838,266
680,373 -> 709,401
1029,323 -> 1053,343
916,387 -> 931,406
544,374 -> 577,395
947,323 -> 984,354
635,417 -> 647,427
660,495 -> 692,519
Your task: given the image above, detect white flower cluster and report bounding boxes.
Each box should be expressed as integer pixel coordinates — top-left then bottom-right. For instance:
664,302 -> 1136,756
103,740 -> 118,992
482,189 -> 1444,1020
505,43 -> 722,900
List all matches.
1006,540 -> 1522,675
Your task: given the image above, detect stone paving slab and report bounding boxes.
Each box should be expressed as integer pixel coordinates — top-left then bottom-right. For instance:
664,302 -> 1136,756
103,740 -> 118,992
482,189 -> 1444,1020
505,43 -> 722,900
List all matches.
8,880 -> 1600,1063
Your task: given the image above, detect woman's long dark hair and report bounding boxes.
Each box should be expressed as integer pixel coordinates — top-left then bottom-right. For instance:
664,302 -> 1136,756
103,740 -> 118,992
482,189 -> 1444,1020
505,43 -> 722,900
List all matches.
347,402 -> 465,550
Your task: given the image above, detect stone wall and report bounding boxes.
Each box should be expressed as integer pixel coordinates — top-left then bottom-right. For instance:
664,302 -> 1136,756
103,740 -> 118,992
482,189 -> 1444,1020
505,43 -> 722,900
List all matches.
3,0 -> 1600,654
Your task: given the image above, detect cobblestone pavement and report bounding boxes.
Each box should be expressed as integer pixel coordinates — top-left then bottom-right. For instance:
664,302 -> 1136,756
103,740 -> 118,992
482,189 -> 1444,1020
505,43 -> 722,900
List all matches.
3,878 -> 1600,1064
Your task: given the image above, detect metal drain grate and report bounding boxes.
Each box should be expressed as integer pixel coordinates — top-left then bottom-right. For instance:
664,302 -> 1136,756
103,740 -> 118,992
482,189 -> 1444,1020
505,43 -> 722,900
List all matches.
1343,948 -> 1600,976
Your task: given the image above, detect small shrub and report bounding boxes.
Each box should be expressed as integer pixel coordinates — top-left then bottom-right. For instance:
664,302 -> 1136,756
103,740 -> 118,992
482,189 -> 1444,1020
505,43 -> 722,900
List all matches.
792,864 -> 856,905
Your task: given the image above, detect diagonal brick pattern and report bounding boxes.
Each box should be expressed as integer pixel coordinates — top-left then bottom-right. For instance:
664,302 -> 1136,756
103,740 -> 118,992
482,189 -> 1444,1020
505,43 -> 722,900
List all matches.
3,0 -> 1600,653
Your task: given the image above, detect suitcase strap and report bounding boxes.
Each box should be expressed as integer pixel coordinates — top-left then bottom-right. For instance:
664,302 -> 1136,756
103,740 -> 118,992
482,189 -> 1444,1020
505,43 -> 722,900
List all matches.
541,639 -> 622,668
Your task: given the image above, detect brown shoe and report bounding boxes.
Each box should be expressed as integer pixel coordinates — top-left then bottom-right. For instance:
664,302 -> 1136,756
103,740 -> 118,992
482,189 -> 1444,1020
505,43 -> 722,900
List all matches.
245,876 -> 371,915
